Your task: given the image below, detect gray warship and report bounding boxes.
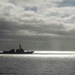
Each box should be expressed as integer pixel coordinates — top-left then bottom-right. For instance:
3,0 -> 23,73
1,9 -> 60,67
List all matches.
3,44 -> 34,54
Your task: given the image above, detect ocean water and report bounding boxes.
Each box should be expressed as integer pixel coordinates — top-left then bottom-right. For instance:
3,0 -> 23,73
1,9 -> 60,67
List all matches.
0,53 -> 75,75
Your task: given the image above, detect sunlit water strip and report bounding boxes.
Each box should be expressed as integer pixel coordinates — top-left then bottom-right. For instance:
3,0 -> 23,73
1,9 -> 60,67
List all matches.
0,51 -> 75,58
34,51 -> 75,54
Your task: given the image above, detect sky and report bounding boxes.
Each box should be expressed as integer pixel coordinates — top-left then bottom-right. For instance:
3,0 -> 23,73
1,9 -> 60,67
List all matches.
0,0 -> 75,50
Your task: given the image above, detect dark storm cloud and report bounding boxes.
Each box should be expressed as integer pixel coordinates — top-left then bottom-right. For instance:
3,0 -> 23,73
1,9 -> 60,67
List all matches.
0,17 -> 74,42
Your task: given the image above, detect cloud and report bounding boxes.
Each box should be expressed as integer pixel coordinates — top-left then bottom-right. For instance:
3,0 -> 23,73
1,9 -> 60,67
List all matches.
1,0 -> 75,50
0,0 -> 75,42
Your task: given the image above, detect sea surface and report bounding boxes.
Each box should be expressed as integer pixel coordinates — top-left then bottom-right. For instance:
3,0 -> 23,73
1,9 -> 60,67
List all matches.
0,52 -> 75,75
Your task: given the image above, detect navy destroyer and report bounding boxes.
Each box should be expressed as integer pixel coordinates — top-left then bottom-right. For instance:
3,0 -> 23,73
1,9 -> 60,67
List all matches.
2,44 -> 34,54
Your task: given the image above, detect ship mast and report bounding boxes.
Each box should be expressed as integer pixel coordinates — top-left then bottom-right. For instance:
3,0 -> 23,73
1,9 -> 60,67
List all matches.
19,44 -> 22,50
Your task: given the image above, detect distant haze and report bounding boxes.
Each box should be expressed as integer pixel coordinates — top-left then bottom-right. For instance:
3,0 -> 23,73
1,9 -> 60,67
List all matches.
0,0 -> 75,50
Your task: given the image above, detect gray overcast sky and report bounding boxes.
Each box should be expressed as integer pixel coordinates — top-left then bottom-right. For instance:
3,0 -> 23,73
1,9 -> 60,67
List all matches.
0,0 -> 75,50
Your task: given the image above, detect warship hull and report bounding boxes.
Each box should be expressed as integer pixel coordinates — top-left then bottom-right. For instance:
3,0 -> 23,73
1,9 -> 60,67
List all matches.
1,44 -> 34,54
2,51 -> 34,54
